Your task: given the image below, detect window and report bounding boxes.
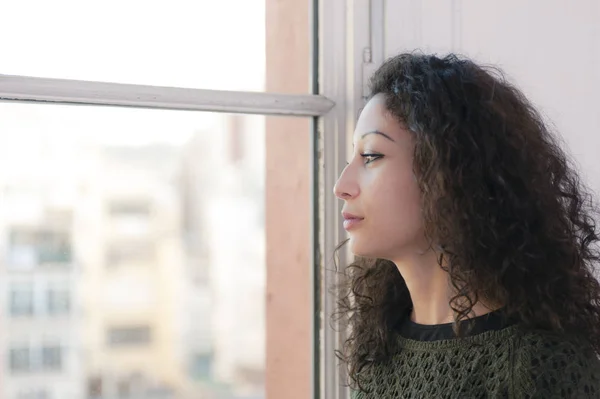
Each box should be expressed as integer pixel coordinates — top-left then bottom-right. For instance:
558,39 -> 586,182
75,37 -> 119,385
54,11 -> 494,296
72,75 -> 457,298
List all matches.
47,288 -> 70,316
107,326 -> 151,347
8,344 -> 63,373
190,352 -> 212,380
36,230 -> 72,264
0,102 -> 291,398
0,0 -> 332,397
108,201 -> 151,217
9,347 -> 30,373
0,1 -> 273,93
41,345 -> 62,371
9,228 -> 72,267
9,283 -> 34,317
87,376 -> 103,398
106,241 -> 156,267
16,390 -> 51,399
107,200 -> 153,238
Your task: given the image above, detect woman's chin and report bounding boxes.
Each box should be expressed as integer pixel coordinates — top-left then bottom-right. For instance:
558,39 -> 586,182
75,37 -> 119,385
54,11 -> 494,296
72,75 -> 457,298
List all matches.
349,238 -> 378,258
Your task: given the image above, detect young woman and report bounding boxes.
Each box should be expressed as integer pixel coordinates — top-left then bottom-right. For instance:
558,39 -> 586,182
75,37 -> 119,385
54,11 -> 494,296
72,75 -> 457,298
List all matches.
334,53 -> 600,398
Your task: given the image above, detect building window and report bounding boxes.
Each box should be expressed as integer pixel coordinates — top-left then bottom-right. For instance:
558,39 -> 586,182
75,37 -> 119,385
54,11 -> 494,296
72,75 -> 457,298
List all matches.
9,284 -> 34,317
108,200 -> 151,217
16,389 -> 51,399
47,288 -> 70,315
9,228 -> 72,267
9,347 -> 31,372
107,326 -> 151,347
107,199 -> 152,237
41,345 -> 62,371
105,241 -> 156,266
190,352 -> 213,381
87,376 -> 103,398
36,230 -> 72,264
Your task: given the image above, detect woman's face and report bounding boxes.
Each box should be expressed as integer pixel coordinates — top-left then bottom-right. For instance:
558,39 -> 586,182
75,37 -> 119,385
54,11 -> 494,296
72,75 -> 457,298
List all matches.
334,93 -> 427,259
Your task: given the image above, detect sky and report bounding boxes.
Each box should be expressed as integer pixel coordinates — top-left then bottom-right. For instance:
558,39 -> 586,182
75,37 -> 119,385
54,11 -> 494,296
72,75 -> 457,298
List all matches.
0,0 -> 266,146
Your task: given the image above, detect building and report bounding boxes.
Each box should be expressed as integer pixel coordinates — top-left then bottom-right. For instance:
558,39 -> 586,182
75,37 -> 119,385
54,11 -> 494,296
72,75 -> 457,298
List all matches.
0,136 -> 86,399
80,144 -> 188,398
179,114 -> 266,397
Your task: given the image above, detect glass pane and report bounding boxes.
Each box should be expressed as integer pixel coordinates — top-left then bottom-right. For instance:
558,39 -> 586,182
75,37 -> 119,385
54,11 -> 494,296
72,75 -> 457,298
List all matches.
0,0 -> 310,93
0,102 -> 309,399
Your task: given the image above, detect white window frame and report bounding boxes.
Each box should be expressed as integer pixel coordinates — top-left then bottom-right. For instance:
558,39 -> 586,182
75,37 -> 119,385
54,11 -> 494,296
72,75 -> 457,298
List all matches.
0,0 -> 378,397
318,1 -> 382,398
0,74 -> 334,117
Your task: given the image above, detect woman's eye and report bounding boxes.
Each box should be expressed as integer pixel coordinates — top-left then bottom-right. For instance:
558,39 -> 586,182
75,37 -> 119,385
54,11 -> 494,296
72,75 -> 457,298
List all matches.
360,153 -> 382,164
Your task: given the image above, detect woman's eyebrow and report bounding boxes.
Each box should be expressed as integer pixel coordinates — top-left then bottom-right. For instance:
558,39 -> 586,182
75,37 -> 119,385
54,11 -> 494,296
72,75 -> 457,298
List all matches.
360,130 -> 396,142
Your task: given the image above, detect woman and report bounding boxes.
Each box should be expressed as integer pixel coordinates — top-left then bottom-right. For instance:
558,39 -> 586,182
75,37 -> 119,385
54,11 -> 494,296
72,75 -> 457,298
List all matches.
334,53 -> 600,398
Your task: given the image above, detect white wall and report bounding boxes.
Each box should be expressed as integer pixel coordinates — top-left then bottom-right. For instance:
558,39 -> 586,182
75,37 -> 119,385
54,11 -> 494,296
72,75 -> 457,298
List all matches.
384,0 -> 600,195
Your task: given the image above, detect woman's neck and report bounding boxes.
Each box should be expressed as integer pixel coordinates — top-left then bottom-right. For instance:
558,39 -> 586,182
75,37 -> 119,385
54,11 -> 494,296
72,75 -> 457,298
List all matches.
393,250 -> 497,325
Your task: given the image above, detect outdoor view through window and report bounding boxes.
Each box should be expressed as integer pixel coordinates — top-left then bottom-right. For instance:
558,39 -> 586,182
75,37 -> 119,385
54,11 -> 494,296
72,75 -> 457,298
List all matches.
0,103 -> 268,399
0,1 -> 281,398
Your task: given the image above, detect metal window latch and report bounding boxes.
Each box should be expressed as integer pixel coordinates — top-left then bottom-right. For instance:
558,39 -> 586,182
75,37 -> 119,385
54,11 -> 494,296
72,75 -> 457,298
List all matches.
362,47 -> 377,101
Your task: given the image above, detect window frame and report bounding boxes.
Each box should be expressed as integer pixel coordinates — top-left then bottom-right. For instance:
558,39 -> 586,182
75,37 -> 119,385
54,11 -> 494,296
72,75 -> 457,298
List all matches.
0,0 -> 371,397
0,74 -> 334,117
317,0 -> 380,398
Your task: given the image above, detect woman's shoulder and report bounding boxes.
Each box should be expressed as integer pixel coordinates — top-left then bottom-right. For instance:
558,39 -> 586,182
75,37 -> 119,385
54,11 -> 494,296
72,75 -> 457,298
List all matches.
512,327 -> 600,398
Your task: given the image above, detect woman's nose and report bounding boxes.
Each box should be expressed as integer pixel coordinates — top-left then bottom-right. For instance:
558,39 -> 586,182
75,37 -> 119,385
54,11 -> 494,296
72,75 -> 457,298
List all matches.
333,168 -> 359,200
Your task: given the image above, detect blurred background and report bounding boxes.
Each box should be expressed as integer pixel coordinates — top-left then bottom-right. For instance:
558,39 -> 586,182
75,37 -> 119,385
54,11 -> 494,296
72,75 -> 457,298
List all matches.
1,1 -> 599,399
0,1 -> 304,398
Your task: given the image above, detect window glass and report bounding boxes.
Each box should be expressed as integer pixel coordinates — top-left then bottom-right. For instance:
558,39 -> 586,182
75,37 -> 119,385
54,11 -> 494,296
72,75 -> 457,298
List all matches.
0,102 -> 283,399
0,0 -> 270,92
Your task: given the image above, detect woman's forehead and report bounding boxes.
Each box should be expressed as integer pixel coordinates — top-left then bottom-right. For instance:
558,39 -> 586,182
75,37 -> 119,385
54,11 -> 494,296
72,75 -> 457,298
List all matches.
354,95 -> 409,145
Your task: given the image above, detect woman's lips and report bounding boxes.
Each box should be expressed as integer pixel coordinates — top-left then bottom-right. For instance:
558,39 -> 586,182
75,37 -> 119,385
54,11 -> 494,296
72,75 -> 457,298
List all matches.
342,212 -> 364,231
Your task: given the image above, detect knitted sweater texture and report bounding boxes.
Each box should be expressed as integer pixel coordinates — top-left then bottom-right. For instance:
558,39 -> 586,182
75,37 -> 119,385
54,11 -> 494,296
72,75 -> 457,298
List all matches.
352,325 -> 600,398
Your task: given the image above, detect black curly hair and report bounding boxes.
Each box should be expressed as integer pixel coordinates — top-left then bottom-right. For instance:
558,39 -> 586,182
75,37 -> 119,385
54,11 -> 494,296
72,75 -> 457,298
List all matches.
334,52 -> 600,390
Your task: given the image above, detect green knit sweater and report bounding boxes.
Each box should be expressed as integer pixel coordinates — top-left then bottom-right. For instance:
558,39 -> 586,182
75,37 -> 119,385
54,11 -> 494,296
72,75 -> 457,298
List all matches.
352,325 -> 600,398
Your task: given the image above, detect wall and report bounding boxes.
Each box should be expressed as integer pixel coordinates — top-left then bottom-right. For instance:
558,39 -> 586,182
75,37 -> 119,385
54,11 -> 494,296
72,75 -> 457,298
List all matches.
265,0 -> 312,398
384,0 -> 600,194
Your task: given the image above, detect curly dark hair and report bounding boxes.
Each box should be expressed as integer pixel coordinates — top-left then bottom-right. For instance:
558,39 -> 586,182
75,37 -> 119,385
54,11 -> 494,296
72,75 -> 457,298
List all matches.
334,52 -> 600,390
